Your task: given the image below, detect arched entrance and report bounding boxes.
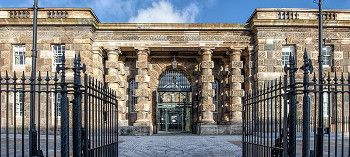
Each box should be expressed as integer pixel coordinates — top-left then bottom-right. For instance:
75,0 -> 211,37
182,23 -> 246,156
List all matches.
156,69 -> 192,133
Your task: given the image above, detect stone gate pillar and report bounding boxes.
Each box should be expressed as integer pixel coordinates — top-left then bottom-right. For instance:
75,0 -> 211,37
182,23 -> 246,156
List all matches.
134,48 -> 152,130
199,48 -> 216,124
227,48 -> 244,131
105,48 -> 128,126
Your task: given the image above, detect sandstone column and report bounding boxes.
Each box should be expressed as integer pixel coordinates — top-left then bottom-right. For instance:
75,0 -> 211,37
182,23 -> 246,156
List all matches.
199,48 -> 215,124
92,47 -> 105,81
105,48 -> 128,126
227,48 -> 244,125
134,48 -> 151,127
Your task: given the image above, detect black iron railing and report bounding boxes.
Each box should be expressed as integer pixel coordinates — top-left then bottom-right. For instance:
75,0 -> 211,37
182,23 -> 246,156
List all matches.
0,54 -> 118,156
243,49 -> 350,157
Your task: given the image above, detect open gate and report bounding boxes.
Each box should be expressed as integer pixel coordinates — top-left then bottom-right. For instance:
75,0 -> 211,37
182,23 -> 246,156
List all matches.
0,54 -> 119,156
243,49 -> 350,157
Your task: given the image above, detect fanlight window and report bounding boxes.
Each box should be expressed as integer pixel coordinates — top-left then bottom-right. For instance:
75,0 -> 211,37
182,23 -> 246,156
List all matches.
158,69 -> 190,92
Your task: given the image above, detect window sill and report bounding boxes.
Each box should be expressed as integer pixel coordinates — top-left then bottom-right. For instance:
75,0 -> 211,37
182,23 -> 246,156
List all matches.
13,65 -> 25,69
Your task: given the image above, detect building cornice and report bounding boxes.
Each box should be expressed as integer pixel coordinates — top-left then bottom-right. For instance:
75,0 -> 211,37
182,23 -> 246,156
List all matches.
2,8 -> 350,31
96,23 -> 248,31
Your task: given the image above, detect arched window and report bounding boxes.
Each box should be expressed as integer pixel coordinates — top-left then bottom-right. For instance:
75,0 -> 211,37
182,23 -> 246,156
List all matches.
212,79 -> 220,112
128,79 -> 137,112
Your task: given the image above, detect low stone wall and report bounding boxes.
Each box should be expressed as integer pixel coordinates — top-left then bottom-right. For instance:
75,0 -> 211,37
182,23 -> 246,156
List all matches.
118,126 -> 152,136
118,125 -> 242,136
197,124 -> 242,135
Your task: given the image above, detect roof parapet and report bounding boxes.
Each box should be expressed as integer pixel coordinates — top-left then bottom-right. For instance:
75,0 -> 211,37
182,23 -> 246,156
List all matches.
247,8 -> 350,24
0,8 -> 99,22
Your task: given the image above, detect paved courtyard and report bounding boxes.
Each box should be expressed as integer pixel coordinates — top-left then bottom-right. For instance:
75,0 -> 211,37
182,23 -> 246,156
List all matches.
117,135 -> 242,157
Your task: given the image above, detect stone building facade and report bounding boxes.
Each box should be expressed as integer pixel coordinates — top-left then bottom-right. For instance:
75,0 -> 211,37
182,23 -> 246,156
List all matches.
0,8 -> 349,135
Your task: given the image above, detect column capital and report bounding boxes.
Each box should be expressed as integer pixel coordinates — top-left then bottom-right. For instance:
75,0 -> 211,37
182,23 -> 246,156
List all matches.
226,48 -> 242,56
199,47 -> 214,55
135,47 -> 150,56
107,48 -> 122,56
92,46 -> 104,53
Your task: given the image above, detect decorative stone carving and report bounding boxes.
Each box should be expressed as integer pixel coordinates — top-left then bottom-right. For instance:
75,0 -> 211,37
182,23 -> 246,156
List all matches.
106,61 -> 119,69
201,61 -> 214,69
230,90 -> 244,97
199,48 -> 216,124
278,11 -> 299,20
322,12 -> 337,20
9,10 -> 30,18
201,75 -> 214,83
135,88 -> 150,98
231,61 -> 243,68
47,10 -> 68,18
230,76 -> 244,83
134,48 -> 152,126
136,61 -> 148,69
202,89 -> 214,97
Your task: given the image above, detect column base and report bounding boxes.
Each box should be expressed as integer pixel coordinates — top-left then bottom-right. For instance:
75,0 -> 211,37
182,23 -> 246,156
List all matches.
197,124 -> 218,135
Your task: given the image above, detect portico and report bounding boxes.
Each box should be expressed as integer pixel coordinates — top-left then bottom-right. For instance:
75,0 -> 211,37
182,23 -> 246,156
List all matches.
101,46 -> 247,135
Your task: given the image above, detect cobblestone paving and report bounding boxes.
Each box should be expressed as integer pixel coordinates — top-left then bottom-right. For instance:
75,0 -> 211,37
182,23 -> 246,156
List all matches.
117,135 -> 242,157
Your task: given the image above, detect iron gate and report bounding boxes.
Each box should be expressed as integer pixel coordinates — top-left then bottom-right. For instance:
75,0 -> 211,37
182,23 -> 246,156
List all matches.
0,54 -> 118,156
243,49 -> 350,157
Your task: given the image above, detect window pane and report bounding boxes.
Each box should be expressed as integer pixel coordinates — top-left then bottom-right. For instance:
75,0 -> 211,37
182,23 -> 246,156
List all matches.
281,45 -> 295,66
15,91 -> 24,117
52,45 -> 65,71
13,45 -> 25,66
322,46 -> 333,66
52,92 -> 62,117
129,79 -> 137,112
212,80 -> 219,112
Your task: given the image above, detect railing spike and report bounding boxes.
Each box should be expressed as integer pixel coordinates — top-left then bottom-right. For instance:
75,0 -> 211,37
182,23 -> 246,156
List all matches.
21,71 -> 25,82
312,72 -> 317,83
77,52 -> 81,61
45,71 -> 50,81
54,72 -> 58,81
334,70 -> 338,82
327,71 -> 331,83
13,71 -> 17,81
37,71 -> 42,81
5,70 -> 9,80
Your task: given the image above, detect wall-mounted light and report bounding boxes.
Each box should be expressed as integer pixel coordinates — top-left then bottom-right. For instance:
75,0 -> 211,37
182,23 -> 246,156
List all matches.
172,55 -> 177,69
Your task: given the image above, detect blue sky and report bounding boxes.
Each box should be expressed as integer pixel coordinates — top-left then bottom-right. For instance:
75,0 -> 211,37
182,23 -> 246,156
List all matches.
1,0 -> 349,23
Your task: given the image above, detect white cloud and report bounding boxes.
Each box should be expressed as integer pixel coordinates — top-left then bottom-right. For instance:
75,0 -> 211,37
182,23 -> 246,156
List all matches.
87,0 -> 137,21
129,0 -> 199,23
35,0 -> 137,22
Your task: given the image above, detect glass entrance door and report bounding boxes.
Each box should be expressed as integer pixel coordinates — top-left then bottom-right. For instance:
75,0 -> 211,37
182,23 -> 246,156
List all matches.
156,69 -> 192,133
157,104 -> 191,133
